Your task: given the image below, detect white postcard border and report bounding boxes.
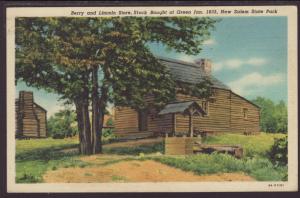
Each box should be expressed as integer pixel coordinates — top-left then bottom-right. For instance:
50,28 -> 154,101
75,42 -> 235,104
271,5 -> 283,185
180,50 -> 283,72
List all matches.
6,5 -> 298,192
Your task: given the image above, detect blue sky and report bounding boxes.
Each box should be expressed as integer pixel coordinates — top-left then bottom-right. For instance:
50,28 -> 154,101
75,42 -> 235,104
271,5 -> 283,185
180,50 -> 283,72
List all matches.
16,17 -> 287,116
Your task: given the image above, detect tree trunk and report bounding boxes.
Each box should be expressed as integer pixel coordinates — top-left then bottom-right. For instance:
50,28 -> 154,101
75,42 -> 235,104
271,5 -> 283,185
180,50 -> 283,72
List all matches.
75,101 -> 83,153
82,85 -> 92,155
91,66 -> 101,153
96,68 -> 110,153
74,85 -> 93,155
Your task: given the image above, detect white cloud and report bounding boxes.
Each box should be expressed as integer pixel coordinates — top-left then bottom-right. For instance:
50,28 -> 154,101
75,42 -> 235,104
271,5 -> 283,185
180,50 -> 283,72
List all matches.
246,57 -> 267,66
225,59 -> 244,69
213,57 -> 268,72
203,38 -> 216,45
228,72 -> 284,96
213,62 -> 224,72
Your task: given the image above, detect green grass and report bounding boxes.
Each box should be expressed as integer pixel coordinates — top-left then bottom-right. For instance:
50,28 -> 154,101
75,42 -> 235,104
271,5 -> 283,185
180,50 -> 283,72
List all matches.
16,137 -> 88,183
149,153 -> 287,181
16,137 -> 78,154
203,132 -> 286,158
103,142 -> 164,155
111,175 -> 127,182
146,132 -> 288,181
16,132 -> 287,183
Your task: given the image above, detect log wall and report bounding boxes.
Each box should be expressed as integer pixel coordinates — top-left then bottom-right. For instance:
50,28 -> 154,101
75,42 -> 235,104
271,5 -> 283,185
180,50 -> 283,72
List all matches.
34,104 -> 47,137
175,88 -> 231,134
114,88 -> 261,138
114,106 -> 139,135
114,94 -> 174,137
230,92 -> 260,133
114,105 -> 173,137
15,91 -> 47,138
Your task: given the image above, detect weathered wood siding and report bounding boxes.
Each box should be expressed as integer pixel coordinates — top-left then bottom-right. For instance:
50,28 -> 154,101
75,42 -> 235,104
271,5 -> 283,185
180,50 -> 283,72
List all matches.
18,91 -> 39,137
114,94 -> 174,137
114,88 -> 260,137
165,137 -> 196,155
33,104 -> 47,137
175,88 -> 231,133
114,105 -> 173,137
230,92 -> 260,133
15,99 -> 21,137
114,106 -> 139,135
148,107 -> 173,134
15,91 -> 47,138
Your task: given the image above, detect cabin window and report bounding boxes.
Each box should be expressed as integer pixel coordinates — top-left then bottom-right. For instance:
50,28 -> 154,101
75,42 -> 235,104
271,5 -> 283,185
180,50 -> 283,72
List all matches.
202,101 -> 209,116
138,109 -> 148,131
243,108 -> 248,119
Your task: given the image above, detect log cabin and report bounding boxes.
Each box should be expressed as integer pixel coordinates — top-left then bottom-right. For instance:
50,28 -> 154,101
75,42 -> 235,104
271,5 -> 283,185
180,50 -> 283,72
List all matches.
15,91 -> 47,138
115,57 -> 261,139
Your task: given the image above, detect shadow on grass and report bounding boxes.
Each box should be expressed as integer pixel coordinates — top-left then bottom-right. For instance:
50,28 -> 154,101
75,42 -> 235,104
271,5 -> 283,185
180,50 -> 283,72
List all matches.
16,143 -> 82,183
103,142 -> 164,155
16,141 -> 164,183
16,143 -> 79,162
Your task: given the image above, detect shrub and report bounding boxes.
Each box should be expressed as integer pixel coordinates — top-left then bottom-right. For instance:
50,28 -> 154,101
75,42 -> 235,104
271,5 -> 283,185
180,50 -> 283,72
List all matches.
252,97 -> 287,133
268,136 -> 288,166
47,108 -> 78,139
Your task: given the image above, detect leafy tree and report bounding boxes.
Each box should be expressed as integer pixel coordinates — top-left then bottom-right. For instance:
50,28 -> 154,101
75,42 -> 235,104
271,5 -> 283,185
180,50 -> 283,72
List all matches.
252,97 -> 287,133
47,109 -> 78,139
16,17 -> 217,154
268,136 -> 288,166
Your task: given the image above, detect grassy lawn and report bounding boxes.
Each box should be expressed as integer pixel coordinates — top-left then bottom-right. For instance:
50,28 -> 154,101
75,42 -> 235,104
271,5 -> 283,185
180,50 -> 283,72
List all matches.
149,132 -> 287,181
16,132 -> 287,183
202,132 -> 286,157
16,137 -> 84,183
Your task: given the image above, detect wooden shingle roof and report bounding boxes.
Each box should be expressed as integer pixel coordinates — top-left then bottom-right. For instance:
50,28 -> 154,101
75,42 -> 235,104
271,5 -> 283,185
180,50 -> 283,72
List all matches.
158,56 -> 230,90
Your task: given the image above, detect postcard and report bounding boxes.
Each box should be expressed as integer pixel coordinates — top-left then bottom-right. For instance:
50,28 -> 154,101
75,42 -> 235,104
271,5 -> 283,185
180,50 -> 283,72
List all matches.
5,5 -> 298,192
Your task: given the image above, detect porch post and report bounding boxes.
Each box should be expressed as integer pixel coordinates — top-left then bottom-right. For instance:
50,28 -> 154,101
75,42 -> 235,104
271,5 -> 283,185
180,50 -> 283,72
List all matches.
189,110 -> 193,137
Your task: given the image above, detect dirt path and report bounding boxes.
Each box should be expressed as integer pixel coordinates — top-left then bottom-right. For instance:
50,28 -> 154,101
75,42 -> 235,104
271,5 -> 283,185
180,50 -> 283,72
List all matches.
43,159 -> 254,183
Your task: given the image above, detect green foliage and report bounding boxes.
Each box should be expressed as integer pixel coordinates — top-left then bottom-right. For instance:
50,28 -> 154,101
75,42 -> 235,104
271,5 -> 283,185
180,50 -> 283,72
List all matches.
151,153 -> 287,181
252,97 -> 287,133
47,108 -> 78,139
17,173 -> 40,183
103,142 -> 164,155
16,17 -> 217,154
106,117 -> 114,126
16,17 -> 217,109
268,136 -> 288,166
203,133 -> 286,158
15,138 -> 90,183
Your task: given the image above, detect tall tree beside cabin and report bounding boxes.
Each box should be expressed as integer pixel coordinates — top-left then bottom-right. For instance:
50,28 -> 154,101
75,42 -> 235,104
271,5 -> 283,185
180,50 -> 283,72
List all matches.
15,91 -> 47,138
16,17 -> 217,155
114,57 -> 261,138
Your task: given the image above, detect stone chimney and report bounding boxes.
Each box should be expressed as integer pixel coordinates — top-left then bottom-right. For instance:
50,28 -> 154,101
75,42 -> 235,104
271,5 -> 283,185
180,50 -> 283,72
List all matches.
194,59 -> 212,76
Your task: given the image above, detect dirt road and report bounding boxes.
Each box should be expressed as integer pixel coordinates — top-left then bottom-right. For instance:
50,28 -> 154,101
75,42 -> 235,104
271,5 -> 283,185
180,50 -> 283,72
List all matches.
43,158 -> 254,183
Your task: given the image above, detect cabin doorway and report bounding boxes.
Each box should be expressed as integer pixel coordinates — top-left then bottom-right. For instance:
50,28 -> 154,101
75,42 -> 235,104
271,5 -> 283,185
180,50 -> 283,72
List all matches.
138,109 -> 148,131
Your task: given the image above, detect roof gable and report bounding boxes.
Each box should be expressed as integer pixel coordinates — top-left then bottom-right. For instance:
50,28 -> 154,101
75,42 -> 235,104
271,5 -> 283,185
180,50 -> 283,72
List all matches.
157,56 -> 230,90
